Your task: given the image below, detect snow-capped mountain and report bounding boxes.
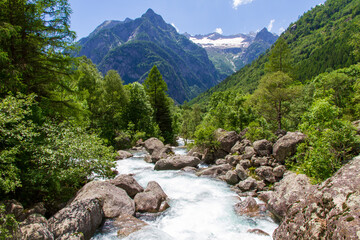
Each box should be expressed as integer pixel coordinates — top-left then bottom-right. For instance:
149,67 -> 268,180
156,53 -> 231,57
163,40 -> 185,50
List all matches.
186,29 -> 278,76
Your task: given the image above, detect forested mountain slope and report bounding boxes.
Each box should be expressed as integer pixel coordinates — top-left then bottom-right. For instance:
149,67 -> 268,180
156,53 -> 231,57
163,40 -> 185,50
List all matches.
190,0 -> 360,105
77,9 -> 221,103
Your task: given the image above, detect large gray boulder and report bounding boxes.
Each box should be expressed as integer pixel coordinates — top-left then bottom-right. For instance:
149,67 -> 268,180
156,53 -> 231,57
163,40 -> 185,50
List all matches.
109,174 -> 144,198
71,181 -> 135,218
255,166 -> 276,183
224,170 -> 239,185
20,214 -> 54,240
236,177 -> 258,192
145,145 -> 174,164
234,197 -> 259,217
48,199 -> 103,240
154,156 -> 200,170
196,164 -> 232,178
134,181 -> 169,213
235,165 -> 248,181
242,146 -> 256,160
214,128 -> 240,153
144,137 -> 164,154
266,172 -> 315,221
253,139 -> 272,156
273,155 -> 360,240
114,215 -> 148,237
273,131 -> 306,163
116,150 -> 133,160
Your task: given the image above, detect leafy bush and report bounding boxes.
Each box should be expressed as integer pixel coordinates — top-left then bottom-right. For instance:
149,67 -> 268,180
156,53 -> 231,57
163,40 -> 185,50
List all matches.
0,205 -> 18,240
245,118 -> 276,142
295,98 -> 360,183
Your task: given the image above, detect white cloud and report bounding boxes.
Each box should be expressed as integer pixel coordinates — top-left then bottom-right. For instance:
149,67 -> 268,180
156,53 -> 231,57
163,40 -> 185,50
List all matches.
233,0 -> 255,9
268,19 -> 275,32
215,28 -> 223,35
279,27 -> 285,34
171,23 -> 179,32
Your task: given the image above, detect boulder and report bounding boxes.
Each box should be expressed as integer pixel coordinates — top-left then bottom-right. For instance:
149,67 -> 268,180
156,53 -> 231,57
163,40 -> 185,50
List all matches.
255,166 -> 276,183
238,160 -> 251,169
154,156 -> 201,170
273,165 -> 286,178
253,139 -> 272,156
116,150 -> 133,160
273,155 -> 360,240
252,157 -> 268,167
3,199 -> 24,220
214,128 -> 240,153
71,181 -> 135,218
242,147 -> 255,160
215,158 -> 227,165
202,148 -> 228,164
247,229 -> 270,236
147,145 -> 174,163
114,215 -> 148,237
267,172 -> 315,221
20,214 -> 54,240
225,154 -> 242,166
109,174 -> 144,198
235,165 -> 248,181
232,139 -> 252,154
224,170 -> 239,185
273,131 -> 306,163
234,197 -> 259,217
144,137 -> 164,154
256,181 -> 266,191
236,177 -> 257,192
181,166 -> 198,173
49,199 -> 103,240
134,181 -> 169,213
196,164 -> 232,178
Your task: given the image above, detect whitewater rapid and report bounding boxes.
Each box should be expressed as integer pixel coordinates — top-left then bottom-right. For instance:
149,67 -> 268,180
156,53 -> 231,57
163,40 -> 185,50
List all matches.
92,140 -> 278,240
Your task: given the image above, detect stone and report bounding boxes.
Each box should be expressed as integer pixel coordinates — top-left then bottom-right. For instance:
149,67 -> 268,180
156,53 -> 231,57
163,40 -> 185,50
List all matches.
225,154 -> 242,166
230,141 -> 242,154
154,155 -> 201,170
235,165 -> 248,181
273,131 -> 306,163
242,146 -> 255,160
255,166 -> 276,183
116,150 -> 133,160
134,181 -> 169,213
238,160 -> 251,169
247,229 -> 270,236
236,177 -> 257,192
109,174 -> 144,198
215,158 -> 227,165
214,128 -> 240,153
181,166 -> 198,173
234,197 -> 259,217
71,181 -> 135,218
273,165 -> 286,178
256,181 -> 266,191
3,199 -> 24,220
267,172 -> 315,221
196,164 -> 232,178
20,214 -> 54,240
252,157 -> 268,167
144,137 -> 164,154
49,199 -> 103,240
114,215 -> 148,237
253,139 -> 272,156
202,148 -> 228,164
224,170 -> 239,185
273,155 -> 360,239
148,145 -> 174,163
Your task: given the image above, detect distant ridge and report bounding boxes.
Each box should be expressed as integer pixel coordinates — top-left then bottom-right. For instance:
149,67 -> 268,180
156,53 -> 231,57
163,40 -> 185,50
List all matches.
77,9 -> 221,103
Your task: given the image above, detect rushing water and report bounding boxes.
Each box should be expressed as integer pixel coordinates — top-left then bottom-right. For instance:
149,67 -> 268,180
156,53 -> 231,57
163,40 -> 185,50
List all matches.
92,139 -> 278,240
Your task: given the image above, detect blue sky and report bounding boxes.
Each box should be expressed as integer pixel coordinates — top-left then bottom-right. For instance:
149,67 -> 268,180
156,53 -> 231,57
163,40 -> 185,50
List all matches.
69,0 -> 326,40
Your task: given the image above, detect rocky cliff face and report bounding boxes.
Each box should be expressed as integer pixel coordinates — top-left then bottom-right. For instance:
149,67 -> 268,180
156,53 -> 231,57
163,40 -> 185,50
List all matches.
77,9 -> 221,103
270,155 -> 360,239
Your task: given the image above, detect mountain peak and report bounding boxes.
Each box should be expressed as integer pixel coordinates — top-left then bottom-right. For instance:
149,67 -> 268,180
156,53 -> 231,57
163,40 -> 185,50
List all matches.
142,8 -> 157,18
255,28 -> 278,44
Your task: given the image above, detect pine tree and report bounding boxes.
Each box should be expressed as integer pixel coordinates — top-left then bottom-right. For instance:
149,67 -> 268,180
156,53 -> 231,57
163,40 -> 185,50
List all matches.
265,38 -> 293,74
144,66 -> 174,143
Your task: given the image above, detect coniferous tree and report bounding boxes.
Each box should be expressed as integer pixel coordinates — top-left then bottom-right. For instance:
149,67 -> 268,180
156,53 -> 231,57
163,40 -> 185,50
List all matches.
144,65 -> 174,143
265,38 -> 293,74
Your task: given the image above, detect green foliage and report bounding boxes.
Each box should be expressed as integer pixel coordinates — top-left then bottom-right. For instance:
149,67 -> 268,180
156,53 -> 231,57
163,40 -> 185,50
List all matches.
251,72 -> 301,130
144,66 -> 175,143
245,118 -> 276,142
0,205 -> 18,240
295,98 -> 360,183
0,94 -> 115,204
180,104 -> 202,143
265,38 -> 293,74
194,123 -> 219,150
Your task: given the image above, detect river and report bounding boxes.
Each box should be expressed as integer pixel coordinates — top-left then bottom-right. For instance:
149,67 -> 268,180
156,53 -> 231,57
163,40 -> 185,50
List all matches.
92,139 -> 278,240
